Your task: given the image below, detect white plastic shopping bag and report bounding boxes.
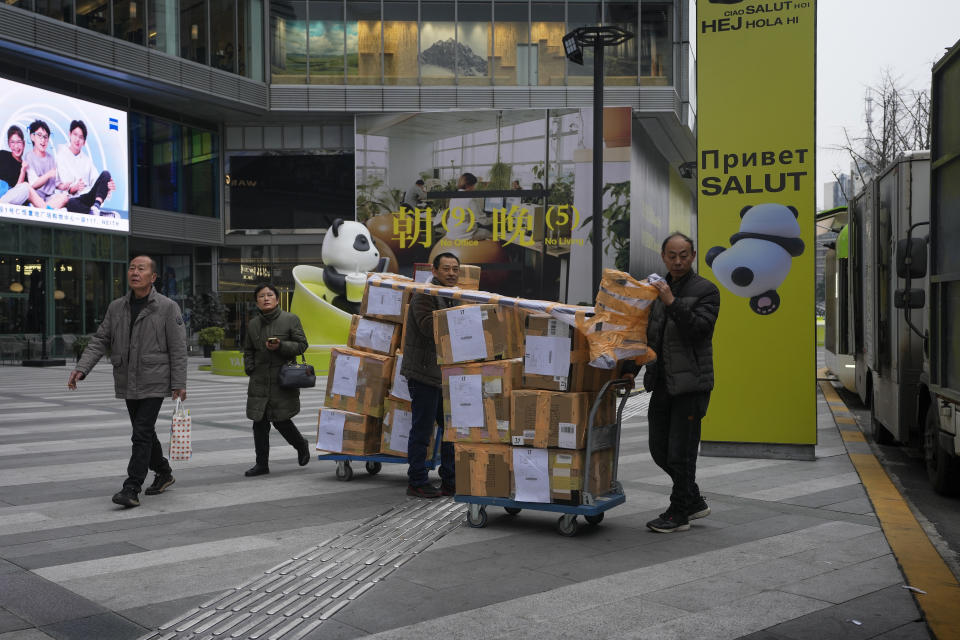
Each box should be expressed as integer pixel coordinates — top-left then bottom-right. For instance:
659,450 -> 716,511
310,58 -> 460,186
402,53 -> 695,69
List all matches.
169,398 -> 192,461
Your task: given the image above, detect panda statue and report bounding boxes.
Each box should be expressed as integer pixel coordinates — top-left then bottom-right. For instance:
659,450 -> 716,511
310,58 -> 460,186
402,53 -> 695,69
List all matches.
705,203 -> 804,316
321,218 -> 389,314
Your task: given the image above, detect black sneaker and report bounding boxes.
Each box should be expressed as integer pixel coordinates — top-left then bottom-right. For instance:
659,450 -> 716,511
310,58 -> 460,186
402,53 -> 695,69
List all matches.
646,511 -> 689,533
297,444 -> 310,467
440,482 -> 456,497
245,464 -> 270,477
144,473 -> 175,496
407,483 -> 442,498
688,497 -> 710,520
112,489 -> 140,508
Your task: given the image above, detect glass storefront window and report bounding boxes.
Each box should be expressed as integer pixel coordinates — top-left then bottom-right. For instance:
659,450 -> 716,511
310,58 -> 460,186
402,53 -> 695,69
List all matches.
419,0 -> 455,85
308,0 -> 345,84
33,0 -> 70,23
182,129 -> 219,217
54,229 -> 82,258
148,0 -> 178,55
86,233 -> 112,260
493,0 -> 529,86
457,0 -> 492,86
211,0 -> 237,72
21,226 -> 50,255
531,1 -> 565,86
271,0 -> 309,83
75,0 -> 108,34
84,261 -> 112,332
347,1 -> 381,85
0,222 -> 17,253
53,259 -> 82,335
112,234 -> 127,263
239,0 -> 264,80
114,0 -> 146,44
641,4 -> 673,85
180,0 -> 209,64
605,2 -> 638,85
382,1 -> 418,86
567,0 -> 600,86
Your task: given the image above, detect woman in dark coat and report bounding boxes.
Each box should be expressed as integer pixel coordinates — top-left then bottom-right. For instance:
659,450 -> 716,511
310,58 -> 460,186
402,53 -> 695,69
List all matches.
242,283 -> 311,477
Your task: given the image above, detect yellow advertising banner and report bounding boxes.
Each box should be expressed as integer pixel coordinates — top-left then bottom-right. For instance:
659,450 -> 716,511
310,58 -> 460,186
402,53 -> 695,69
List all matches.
697,0 -> 816,446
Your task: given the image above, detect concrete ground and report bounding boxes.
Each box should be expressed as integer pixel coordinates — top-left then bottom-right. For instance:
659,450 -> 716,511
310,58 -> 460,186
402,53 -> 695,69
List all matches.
0,359 -> 950,639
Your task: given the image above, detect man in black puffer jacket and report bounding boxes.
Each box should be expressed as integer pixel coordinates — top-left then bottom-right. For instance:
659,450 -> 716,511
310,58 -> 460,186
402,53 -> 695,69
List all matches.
628,233 -> 720,533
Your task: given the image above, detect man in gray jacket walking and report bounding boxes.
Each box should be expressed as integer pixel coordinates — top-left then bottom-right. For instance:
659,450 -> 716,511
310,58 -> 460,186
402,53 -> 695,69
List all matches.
68,255 -> 187,508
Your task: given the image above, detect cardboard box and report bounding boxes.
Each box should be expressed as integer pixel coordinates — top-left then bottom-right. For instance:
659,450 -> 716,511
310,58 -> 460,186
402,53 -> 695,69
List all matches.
413,263 -> 434,283
388,351 -> 412,402
434,304 -> 523,365
324,346 -> 393,418
547,448 -> 614,504
522,313 -> 616,392
315,407 -> 381,455
454,442 -> 513,497
457,264 -> 481,290
347,315 -> 401,356
441,359 -> 523,444
510,390 -> 615,449
380,397 -> 437,457
361,279 -> 411,324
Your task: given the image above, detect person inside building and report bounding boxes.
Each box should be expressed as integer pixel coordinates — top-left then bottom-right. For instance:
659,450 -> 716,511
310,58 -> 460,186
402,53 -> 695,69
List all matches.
56,119 -> 115,216
401,252 -> 459,498
0,125 -> 46,208
402,178 -> 427,211
623,232 -> 720,533
68,255 -> 187,508
242,282 -> 311,477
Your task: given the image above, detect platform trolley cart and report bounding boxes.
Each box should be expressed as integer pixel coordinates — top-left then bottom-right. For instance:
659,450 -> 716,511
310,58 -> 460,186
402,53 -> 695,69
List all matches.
317,425 -> 444,481
455,379 -> 633,536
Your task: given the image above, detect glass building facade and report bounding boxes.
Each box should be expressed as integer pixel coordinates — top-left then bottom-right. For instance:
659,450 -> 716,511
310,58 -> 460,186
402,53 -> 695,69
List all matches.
269,0 -> 672,86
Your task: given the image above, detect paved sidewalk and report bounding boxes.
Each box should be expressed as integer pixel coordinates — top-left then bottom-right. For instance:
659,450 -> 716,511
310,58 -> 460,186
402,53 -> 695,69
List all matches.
0,362 -> 939,639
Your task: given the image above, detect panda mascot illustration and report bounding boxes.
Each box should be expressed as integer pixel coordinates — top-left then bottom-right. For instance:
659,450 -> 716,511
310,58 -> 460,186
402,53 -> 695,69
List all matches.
321,218 -> 389,313
705,203 -> 804,316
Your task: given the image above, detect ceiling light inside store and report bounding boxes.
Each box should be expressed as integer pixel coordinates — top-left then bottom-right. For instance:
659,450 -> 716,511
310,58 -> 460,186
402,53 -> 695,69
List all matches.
9,282 -> 23,293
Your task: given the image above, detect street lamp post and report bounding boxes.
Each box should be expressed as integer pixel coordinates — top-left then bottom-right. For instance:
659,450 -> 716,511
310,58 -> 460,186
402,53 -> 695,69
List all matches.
563,26 -> 634,298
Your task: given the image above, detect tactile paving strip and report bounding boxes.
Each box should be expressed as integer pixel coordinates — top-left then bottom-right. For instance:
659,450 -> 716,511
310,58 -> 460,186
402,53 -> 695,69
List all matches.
137,498 -> 464,640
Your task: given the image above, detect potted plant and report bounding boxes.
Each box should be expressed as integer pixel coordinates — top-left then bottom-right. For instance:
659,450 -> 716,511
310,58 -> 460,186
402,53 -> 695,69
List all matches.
197,327 -> 225,357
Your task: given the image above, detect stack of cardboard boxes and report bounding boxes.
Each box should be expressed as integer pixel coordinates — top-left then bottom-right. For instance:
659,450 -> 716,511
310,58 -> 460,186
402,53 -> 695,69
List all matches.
315,275 -> 410,456
448,309 -> 617,504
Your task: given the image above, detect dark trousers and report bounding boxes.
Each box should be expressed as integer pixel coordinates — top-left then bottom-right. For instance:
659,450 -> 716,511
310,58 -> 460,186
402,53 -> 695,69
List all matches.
124,397 -> 171,492
648,389 -> 711,514
253,419 -> 307,466
65,170 -> 111,213
407,379 -> 455,487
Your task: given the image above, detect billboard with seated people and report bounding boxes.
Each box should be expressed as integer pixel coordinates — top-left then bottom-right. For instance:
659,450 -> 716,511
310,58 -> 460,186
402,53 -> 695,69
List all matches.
0,77 -> 129,232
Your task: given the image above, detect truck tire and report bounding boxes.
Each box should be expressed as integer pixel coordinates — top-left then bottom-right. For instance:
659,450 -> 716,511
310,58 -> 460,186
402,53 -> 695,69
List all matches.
925,408 -> 959,496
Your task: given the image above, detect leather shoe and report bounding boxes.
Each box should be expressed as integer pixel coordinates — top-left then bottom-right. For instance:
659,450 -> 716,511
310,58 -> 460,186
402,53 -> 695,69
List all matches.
244,464 -> 270,477
297,444 -> 311,467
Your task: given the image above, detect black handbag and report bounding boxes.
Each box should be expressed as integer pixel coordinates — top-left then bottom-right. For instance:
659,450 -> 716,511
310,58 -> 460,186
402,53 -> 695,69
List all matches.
278,354 -> 316,389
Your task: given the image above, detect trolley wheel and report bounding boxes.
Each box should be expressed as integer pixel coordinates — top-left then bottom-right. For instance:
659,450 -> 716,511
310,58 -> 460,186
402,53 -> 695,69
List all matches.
585,513 -> 604,525
466,505 -> 488,528
335,461 -> 354,482
504,507 -> 522,516
557,514 -> 579,537
365,461 -> 382,476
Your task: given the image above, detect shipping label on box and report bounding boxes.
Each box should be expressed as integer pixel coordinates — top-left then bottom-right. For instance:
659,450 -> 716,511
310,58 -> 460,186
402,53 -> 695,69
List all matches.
442,359 -> 522,443
510,390 -> 614,449
522,313 -> 615,392
361,277 -> 412,323
434,304 -> 523,365
546,448 -> 614,504
454,442 -> 513,497
512,447 -> 551,503
348,315 -> 401,356
380,397 -> 435,457
316,407 -> 381,455
388,351 -> 412,402
325,346 -> 394,418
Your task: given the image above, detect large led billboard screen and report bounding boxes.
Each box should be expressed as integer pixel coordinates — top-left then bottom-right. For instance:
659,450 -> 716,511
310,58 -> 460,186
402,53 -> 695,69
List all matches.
0,77 -> 129,232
